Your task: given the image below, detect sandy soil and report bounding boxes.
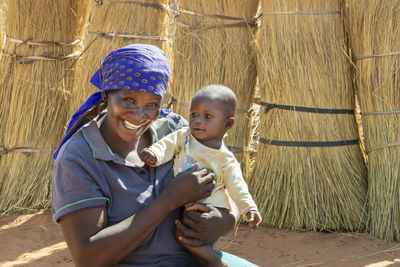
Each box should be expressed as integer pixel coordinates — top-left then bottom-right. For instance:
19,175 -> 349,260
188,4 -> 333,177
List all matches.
0,210 -> 399,267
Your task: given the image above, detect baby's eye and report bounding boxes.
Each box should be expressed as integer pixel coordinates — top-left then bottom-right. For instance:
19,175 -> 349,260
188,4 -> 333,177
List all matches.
205,114 -> 213,118
190,112 -> 198,118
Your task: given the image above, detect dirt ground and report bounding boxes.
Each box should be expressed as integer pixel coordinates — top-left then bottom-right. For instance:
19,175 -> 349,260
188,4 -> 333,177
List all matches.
0,210 -> 399,267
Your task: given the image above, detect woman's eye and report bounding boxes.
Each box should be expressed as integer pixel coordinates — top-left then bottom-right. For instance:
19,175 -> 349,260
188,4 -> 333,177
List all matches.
125,98 -> 134,104
147,103 -> 158,108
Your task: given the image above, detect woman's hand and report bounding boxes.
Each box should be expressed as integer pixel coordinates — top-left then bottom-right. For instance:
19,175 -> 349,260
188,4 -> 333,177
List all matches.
163,165 -> 216,209
174,203 -> 236,247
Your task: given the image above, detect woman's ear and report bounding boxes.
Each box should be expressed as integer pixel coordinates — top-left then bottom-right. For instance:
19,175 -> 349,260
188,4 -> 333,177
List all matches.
225,117 -> 235,130
101,91 -> 108,102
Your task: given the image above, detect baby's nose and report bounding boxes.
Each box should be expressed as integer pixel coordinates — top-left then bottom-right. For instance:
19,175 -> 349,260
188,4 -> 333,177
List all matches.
193,118 -> 203,124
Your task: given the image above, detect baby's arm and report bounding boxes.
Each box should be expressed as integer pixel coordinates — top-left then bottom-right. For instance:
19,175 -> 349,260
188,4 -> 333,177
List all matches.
222,161 -> 262,228
140,127 -> 189,166
139,149 -> 158,167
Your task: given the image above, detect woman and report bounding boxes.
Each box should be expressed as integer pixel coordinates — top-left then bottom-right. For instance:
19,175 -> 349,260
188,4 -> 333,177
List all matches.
52,44 -> 256,266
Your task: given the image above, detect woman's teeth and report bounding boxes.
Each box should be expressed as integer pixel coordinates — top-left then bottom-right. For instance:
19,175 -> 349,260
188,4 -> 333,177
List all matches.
123,120 -> 144,130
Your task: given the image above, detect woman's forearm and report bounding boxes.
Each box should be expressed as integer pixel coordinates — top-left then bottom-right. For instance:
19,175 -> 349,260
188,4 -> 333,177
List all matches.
61,193 -> 177,267
94,196 -> 176,265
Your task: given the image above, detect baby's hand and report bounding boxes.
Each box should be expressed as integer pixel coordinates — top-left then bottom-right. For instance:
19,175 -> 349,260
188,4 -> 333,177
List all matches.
139,149 -> 158,167
245,210 -> 262,229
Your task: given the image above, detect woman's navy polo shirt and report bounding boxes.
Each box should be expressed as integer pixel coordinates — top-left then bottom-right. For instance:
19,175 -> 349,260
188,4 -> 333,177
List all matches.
51,112 -> 198,266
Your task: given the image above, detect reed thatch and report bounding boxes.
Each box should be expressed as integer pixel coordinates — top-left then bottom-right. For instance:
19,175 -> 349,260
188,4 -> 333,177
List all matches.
168,0 -> 260,180
70,0 -> 170,114
0,0 -> 90,213
250,0 -> 367,231
0,2 -> 3,52
345,0 -> 400,241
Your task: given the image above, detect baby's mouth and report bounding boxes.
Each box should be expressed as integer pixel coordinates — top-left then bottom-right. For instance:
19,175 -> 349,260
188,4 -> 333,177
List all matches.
123,120 -> 148,131
192,127 -> 205,132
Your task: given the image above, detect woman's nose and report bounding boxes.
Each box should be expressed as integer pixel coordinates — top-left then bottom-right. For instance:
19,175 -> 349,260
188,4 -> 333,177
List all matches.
129,105 -> 147,119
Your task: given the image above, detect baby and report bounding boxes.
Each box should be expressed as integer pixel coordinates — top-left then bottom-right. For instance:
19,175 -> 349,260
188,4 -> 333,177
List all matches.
140,84 -> 261,267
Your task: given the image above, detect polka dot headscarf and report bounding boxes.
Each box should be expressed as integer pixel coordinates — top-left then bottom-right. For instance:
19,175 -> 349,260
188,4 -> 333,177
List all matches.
90,43 -> 170,96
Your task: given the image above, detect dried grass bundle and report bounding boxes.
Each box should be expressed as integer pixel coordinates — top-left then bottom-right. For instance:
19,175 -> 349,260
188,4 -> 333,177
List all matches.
168,0 -> 260,180
345,0 -> 400,241
0,0 -> 90,213
250,0 -> 367,231
0,2 -> 3,51
70,0 -> 170,114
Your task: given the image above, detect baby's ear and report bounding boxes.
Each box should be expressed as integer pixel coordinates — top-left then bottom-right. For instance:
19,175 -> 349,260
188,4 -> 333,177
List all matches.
225,117 -> 235,130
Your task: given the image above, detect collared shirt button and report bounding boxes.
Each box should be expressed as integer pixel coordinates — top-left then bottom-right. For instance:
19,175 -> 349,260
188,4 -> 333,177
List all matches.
139,170 -> 145,175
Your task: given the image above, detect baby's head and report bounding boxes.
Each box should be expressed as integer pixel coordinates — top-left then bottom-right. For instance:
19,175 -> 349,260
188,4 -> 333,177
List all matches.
189,84 -> 236,148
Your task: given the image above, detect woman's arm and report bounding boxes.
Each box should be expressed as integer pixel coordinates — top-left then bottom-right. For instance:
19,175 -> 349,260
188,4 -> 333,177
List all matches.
59,167 -> 215,267
175,203 -> 238,247
60,196 -> 174,267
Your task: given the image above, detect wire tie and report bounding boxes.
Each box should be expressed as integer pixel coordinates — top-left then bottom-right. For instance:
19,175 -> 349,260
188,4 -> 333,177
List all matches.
7,37 -> 82,47
353,50 -> 400,61
262,10 -> 340,15
89,31 -> 167,41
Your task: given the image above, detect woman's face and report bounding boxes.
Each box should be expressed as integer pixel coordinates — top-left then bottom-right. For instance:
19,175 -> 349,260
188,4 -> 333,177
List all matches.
105,89 -> 161,143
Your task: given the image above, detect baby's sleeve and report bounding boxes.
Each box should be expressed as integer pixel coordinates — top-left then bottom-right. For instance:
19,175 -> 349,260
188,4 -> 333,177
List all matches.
146,127 -> 189,165
222,161 -> 258,215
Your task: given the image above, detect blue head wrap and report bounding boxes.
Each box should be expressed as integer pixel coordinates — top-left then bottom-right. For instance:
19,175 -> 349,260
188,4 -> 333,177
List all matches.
53,44 -> 170,159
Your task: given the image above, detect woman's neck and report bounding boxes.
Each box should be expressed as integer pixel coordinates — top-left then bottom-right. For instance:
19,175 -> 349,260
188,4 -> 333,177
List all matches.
104,134 -> 139,159
112,140 -> 139,159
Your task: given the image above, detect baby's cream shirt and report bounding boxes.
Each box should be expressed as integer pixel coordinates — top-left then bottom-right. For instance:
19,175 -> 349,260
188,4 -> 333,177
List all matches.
146,127 -> 258,215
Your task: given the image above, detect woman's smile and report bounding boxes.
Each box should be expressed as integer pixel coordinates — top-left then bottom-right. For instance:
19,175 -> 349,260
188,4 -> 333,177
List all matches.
122,119 -> 149,131
117,117 -> 152,142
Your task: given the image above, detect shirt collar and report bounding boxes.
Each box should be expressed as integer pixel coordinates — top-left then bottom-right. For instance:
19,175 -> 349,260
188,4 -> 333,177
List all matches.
81,117 -> 113,161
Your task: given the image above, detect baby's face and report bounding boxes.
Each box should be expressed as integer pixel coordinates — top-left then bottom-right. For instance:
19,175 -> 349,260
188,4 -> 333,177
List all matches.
189,96 -> 229,145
